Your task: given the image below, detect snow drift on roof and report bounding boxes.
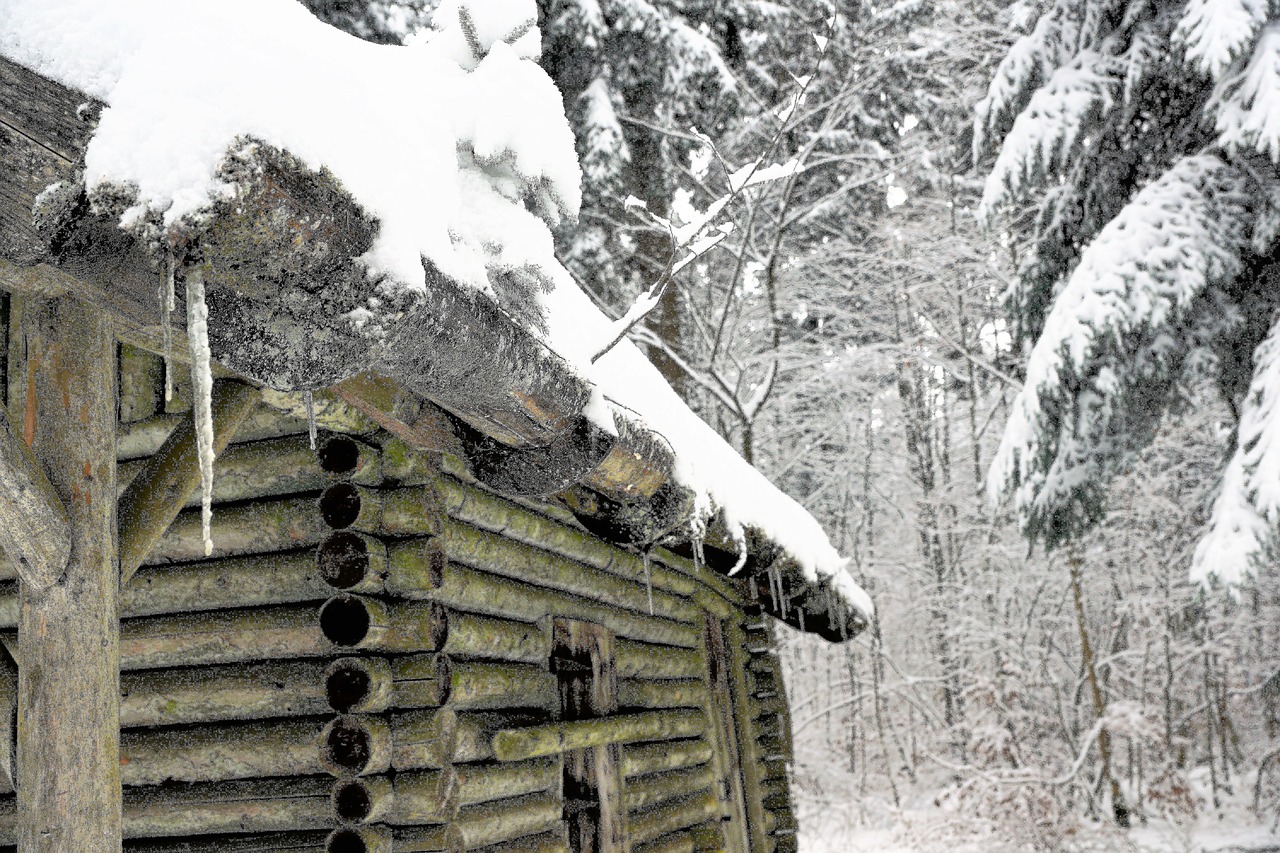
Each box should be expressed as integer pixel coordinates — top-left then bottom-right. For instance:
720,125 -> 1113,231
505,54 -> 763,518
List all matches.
0,0 -> 872,621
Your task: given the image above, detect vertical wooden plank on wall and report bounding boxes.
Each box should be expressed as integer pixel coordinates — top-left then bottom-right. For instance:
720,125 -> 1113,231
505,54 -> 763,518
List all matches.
9,296 -> 121,852
702,615 -> 751,853
723,616 -> 768,853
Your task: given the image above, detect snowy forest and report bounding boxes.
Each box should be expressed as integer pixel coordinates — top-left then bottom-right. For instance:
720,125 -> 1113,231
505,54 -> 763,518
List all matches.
289,0 -> 1280,850
82,0 -> 1279,849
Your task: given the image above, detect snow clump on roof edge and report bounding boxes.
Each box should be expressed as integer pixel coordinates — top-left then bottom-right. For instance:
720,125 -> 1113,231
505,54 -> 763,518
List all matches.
0,0 -> 872,622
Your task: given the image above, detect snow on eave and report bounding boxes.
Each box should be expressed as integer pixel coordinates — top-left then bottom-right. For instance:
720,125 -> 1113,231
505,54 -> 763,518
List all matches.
0,0 -> 871,630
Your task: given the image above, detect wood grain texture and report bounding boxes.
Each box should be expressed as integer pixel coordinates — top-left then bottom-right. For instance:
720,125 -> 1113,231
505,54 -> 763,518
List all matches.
0,405 -> 68,588
9,296 -> 121,852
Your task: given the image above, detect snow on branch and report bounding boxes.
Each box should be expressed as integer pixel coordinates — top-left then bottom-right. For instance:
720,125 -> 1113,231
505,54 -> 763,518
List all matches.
979,51 -> 1122,219
1213,22 -> 1280,162
1194,311 -> 1280,585
1174,0 -> 1270,80
988,155 -> 1254,536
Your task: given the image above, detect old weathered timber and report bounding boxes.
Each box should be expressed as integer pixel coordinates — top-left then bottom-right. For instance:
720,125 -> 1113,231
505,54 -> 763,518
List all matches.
451,793 -> 563,850
455,758 -> 560,807
433,564 -> 699,649
325,824 -> 464,853
469,830 -> 570,853
120,660 -> 330,727
318,594 -> 447,654
323,654 -> 450,714
10,296 -> 121,852
319,716 -> 392,778
617,679 -> 704,711
118,605 -> 326,670
146,495 -> 329,564
318,532 -> 392,594
450,712 -> 542,766
441,611 -> 550,665
622,765 -> 716,813
620,739 -> 713,779
615,640 -> 704,681
389,708 -> 459,771
627,792 -> 721,848
330,769 -> 459,824
319,483 -> 443,537
125,830 -> 330,853
491,710 -> 706,762
119,716 -> 333,786
117,379 -> 261,580
439,520 -> 700,624
0,406 -> 68,589
631,832 -> 695,853
448,661 -> 557,712
0,650 -> 14,795
123,777 -> 334,838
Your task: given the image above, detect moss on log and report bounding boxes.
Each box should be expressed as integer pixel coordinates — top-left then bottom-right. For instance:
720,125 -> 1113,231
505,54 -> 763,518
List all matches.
121,660 -> 329,727
117,407 -> 310,463
631,832 -> 695,853
627,792 -> 721,848
450,712 -> 541,766
117,432 -> 381,510
319,484 -> 443,537
621,738 -> 712,779
468,830 -> 570,853
448,661 -> 557,712
623,765 -> 716,813
122,777 -> 333,838
439,521 -> 700,625
434,564 -> 699,649
119,604 -> 326,670
324,824 -> 463,853
435,477 -> 698,599
146,495 -> 328,565
119,716 -> 331,786
117,379 -> 261,580
331,768 -> 458,825
441,611 -> 550,665
382,538 -> 446,598
455,757 -> 559,807
323,654 -> 450,714
318,594 -> 447,654
389,708 -> 459,771
452,793 -> 563,850
124,830 -> 329,853
118,344 -> 163,423
616,679 -> 705,712
615,641 -> 705,681
492,710 -> 706,762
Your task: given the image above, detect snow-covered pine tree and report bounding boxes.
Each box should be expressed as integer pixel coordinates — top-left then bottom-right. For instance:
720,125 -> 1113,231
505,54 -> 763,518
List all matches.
976,0 -> 1280,583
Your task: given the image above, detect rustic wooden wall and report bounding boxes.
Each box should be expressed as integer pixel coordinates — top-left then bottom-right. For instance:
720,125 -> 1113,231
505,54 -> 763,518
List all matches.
0,340 -> 800,853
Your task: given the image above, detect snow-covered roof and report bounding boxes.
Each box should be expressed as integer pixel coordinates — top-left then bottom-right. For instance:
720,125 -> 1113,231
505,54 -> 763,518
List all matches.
0,0 -> 872,631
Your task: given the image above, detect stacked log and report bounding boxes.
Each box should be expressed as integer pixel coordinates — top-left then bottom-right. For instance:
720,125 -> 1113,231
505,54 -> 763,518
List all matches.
740,612 -> 800,853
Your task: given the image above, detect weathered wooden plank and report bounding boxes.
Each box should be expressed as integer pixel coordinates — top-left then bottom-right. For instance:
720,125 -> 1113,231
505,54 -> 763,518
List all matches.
120,660 -> 330,728
0,406 -> 68,588
451,793 -> 563,850
122,777 -> 334,839
117,379 -> 261,581
10,296 -> 120,852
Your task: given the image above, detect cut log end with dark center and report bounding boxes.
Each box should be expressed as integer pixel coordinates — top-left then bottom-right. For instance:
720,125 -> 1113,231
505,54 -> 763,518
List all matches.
326,828 -> 369,853
320,595 -> 371,647
318,435 -> 360,475
319,482 -> 361,529
332,778 -> 373,822
323,718 -> 372,774
326,660 -> 373,712
317,532 -> 370,589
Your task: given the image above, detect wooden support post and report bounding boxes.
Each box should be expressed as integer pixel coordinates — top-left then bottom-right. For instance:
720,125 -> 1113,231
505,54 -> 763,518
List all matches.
117,378 -> 260,582
9,296 -> 120,852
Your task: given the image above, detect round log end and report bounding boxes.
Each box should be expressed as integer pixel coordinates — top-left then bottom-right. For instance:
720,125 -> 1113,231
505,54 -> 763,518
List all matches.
325,656 -> 392,713
327,826 -> 391,853
318,532 -> 373,589
332,777 -> 375,823
320,594 -> 384,648
320,482 -> 362,529
318,435 -> 361,476
321,714 -> 391,777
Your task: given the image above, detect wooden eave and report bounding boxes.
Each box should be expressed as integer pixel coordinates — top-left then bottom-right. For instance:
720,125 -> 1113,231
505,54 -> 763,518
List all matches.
0,54 -> 864,642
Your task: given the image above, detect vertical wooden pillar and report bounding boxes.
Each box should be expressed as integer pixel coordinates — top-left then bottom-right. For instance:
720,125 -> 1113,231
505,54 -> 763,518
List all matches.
10,297 -> 121,852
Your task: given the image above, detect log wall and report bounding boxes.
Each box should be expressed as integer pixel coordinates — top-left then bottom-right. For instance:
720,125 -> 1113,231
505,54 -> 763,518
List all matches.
0,338 -> 802,853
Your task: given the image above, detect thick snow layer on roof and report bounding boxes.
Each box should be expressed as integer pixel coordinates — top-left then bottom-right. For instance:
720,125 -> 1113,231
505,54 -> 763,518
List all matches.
0,0 -> 871,622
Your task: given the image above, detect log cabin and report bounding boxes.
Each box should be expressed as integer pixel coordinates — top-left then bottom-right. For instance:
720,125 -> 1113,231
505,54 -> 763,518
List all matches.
0,7 -> 869,853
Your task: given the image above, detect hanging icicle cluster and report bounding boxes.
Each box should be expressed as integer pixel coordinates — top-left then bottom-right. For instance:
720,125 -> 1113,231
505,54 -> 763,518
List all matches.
183,269 -> 217,557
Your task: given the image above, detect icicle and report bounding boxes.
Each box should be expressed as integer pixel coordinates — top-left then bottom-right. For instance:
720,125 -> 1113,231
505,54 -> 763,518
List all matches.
161,252 -> 177,402
305,390 -> 317,450
185,269 -> 216,557
770,564 -> 786,619
642,549 -> 654,616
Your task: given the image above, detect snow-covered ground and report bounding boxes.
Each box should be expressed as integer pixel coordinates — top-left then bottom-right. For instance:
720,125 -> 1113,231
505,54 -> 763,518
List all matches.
794,768 -> 1280,853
